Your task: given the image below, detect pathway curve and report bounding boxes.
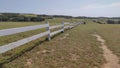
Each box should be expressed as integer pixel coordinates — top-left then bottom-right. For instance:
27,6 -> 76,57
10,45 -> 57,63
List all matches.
93,34 -> 120,68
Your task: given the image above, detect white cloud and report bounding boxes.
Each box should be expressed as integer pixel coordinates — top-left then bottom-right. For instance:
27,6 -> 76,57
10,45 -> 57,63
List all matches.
82,2 -> 120,9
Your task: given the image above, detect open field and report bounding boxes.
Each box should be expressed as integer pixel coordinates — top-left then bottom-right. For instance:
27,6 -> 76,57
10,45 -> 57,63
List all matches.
0,18 -> 81,47
0,19 -> 120,68
0,0 -> 120,67
0,18 -> 81,64
84,20 -> 120,63
0,22 -> 41,30
2,24 -> 105,68
93,24 -> 120,63
0,18 -> 82,30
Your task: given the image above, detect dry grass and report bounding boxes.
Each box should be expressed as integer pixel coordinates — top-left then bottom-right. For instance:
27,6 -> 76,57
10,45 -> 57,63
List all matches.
3,24 -> 105,68
1,19 -> 120,68
94,24 -> 120,63
0,22 -> 42,30
0,18 -> 80,65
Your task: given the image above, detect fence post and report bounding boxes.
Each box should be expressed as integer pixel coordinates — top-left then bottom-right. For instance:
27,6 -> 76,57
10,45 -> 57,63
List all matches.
46,22 -> 51,40
62,22 -> 64,33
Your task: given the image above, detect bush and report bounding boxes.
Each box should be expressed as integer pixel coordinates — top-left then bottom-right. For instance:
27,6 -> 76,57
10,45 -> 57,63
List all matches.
107,20 -> 115,24
97,21 -> 102,24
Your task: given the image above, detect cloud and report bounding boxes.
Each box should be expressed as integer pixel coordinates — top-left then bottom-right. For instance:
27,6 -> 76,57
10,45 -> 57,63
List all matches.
82,2 -> 120,9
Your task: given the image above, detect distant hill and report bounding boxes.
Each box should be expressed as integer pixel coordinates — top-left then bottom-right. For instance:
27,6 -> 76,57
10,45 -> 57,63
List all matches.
0,13 -> 45,22
0,13 -> 120,22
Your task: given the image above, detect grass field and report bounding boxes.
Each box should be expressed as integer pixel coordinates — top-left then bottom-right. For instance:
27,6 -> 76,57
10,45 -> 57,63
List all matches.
0,18 -> 80,47
84,20 -> 120,63
0,18 -> 81,47
0,22 -> 41,30
93,24 -> 120,63
0,18 -> 120,68
0,18 -> 81,65
0,18 -> 82,30
2,24 -> 105,68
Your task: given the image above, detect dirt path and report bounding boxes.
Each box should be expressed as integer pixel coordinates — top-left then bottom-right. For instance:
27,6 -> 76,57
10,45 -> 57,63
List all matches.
93,34 -> 120,68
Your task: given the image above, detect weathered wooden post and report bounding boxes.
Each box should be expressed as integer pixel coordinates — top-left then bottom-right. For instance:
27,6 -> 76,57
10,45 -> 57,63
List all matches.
62,22 -> 64,33
46,22 -> 51,40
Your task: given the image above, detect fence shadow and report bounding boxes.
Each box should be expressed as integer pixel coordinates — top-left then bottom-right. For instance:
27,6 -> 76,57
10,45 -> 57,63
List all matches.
0,39 -> 46,68
0,22 -> 80,68
0,28 -> 71,68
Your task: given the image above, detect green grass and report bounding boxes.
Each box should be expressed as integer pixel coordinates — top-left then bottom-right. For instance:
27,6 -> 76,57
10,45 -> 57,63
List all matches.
0,18 -> 79,46
0,18 -> 81,30
21,14 -> 38,17
92,24 -> 120,63
84,20 -> 120,63
0,22 -> 42,30
2,24 -> 105,68
1,18 -> 120,68
0,18 -> 80,65
0,28 -> 46,46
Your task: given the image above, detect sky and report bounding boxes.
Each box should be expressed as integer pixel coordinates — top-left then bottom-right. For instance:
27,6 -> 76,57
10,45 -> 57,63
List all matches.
0,0 -> 120,17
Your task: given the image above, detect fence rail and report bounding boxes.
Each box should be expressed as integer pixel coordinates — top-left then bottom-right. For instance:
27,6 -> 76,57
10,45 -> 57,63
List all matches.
0,24 -> 48,36
0,22 -> 81,54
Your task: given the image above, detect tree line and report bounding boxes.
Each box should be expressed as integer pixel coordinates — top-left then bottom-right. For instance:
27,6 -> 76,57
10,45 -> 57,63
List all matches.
107,20 -> 120,24
0,13 -> 120,23
0,13 -> 45,22
0,13 -> 74,22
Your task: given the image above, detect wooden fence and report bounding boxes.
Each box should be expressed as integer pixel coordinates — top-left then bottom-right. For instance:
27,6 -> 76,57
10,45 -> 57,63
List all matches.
0,22 -> 81,54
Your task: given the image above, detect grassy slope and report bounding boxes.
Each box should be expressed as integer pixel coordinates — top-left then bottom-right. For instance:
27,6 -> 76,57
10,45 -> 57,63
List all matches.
3,24 -> 105,68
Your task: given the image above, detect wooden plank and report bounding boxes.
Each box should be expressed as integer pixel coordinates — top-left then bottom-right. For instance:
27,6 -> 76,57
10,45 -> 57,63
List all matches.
62,22 -> 65,33
0,22 -> 80,54
46,22 -> 51,40
64,22 -> 70,25
0,24 -> 48,36
50,25 -> 62,30
64,26 -> 73,29
0,31 -> 49,54
50,29 -> 63,36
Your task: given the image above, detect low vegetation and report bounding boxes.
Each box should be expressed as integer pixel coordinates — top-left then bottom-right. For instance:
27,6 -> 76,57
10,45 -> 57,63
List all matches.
94,24 -> 120,63
107,20 -> 120,24
0,13 -> 45,22
0,18 -> 120,68
0,22 -> 42,30
0,18 -> 80,65
2,24 -> 105,68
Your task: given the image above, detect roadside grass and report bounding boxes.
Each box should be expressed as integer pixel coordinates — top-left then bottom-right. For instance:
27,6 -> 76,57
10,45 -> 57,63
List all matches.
0,28 -> 46,46
0,21 -> 60,30
0,22 -> 42,30
3,24 -> 105,68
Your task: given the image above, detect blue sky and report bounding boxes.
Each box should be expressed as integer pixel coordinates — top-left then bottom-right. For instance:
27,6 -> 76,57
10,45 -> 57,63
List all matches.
0,0 -> 120,17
